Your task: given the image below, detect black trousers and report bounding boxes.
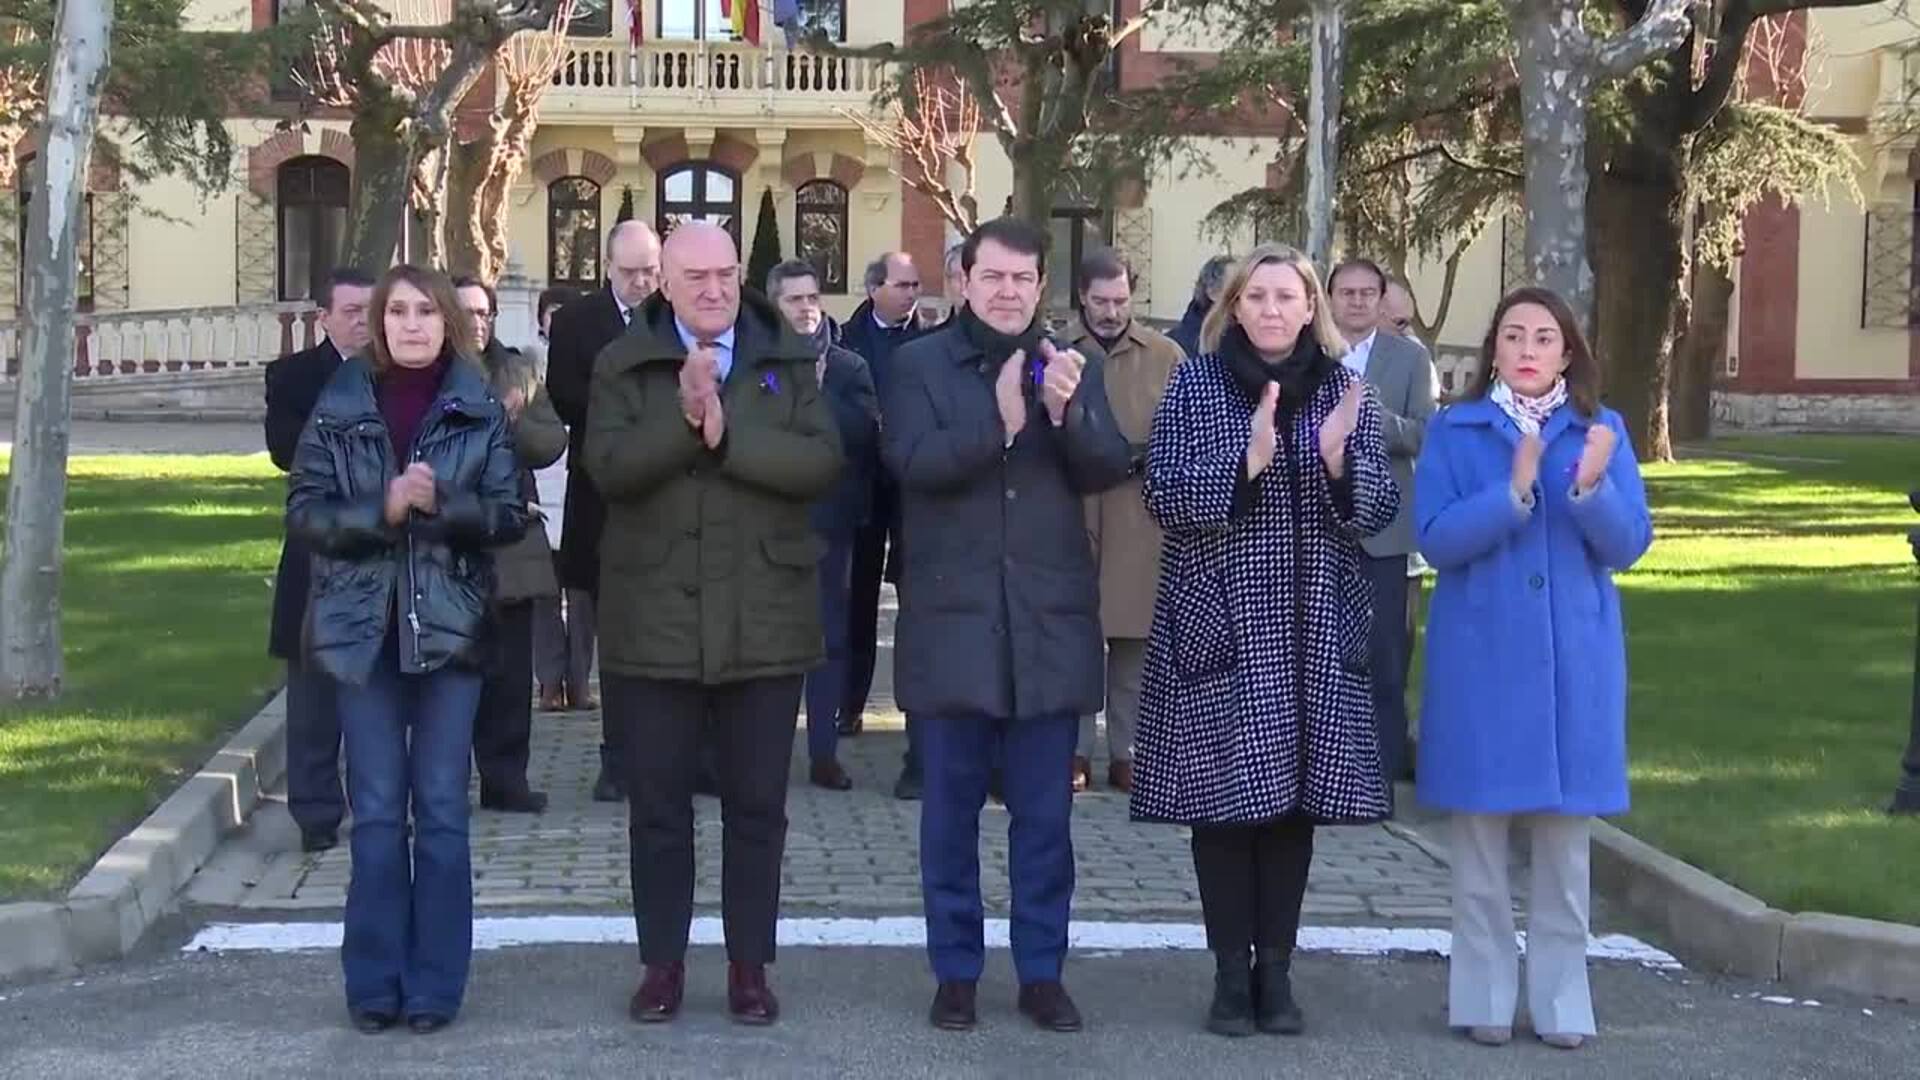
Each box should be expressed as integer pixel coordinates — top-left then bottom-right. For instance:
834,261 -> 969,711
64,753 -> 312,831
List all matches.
606,672 -> 802,966
1363,554 -> 1414,785
474,601 -> 537,797
1189,818 -> 1317,959
284,657 -> 343,835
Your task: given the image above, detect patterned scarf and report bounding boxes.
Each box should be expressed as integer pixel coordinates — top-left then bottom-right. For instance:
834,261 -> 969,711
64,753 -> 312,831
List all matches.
1489,376 -> 1568,437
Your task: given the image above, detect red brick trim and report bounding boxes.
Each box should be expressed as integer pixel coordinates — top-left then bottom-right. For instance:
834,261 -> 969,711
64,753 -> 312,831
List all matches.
10,133 -> 123,191
531,149 -> 571,186
579,150 -> 618,186
902,184 -> 946,284
781,153 -> 815,188
641,134 -> 689,173
1732,197 -> 1798,393
710,134 -> 759,175
827,153 -> 863,190
245,130 -> 352,199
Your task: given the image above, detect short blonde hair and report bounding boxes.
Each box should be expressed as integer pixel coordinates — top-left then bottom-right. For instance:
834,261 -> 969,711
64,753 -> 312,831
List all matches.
1199,243 -> 1348,360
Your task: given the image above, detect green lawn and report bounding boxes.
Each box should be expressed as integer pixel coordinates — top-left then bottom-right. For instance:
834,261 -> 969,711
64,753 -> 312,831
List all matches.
1617,435 -> 1919,924
0,452 -> 284,901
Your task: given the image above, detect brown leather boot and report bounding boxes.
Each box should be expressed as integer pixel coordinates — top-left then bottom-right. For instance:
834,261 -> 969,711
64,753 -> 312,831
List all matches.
1108,760 -> 1134,793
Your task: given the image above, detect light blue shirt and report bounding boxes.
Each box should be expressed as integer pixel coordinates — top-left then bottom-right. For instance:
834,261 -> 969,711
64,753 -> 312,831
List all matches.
673,317 -> 737,382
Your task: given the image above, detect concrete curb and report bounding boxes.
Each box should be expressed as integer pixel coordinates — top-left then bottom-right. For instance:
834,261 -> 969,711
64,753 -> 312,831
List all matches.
0,690 -> 288,981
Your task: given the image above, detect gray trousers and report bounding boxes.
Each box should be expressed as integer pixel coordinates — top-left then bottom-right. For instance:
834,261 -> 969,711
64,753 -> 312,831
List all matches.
1077,637 -> 1145,762
1448,813 -> 1596,1036
533,585 -> 596,696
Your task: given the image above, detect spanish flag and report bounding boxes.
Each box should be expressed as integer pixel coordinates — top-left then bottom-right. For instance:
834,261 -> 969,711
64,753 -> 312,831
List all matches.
720,0 -> 761,45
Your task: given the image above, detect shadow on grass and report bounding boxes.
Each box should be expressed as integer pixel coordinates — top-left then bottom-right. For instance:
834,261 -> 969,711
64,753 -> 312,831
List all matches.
0,457 -> 285,899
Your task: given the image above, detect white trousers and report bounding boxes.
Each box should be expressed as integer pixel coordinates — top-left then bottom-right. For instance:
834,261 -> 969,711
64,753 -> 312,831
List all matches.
1447,813 -> 1596,1036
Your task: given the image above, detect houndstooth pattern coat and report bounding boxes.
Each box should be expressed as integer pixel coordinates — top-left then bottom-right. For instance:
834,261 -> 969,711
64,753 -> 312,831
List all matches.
1129,350 -> 1399,826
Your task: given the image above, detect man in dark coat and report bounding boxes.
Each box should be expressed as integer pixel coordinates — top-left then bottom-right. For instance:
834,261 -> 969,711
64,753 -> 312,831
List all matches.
585,222 -> 841,1028
262,266 -> 375,854
544,220 -> 662,801
837,251 -> 923,796
884,217 -> 1132,1034
1169,254 -> 1234,360
768,259 -> 879,792
457,277 -> 570,814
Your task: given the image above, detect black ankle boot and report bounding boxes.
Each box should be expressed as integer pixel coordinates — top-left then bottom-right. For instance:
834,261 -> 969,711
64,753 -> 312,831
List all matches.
1253,948 -> 1304,1035
1206,951 -> 1256,1037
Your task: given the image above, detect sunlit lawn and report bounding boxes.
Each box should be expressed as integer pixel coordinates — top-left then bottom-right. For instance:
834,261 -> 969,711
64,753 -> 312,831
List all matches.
0,452 -> 283,900
1615,435 -> 1919,924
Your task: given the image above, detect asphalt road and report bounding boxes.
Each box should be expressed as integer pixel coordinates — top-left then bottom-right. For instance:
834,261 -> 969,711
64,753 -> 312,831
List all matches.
2,943 -> 1914,1078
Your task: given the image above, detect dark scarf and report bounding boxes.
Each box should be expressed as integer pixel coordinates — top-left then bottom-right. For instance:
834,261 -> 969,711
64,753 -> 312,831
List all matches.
958,302 -> 1045,376
1219,322 -> 1336,425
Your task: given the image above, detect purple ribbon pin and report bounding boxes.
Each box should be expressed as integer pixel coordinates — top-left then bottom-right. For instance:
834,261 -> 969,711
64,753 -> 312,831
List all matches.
760,370 -> 781,394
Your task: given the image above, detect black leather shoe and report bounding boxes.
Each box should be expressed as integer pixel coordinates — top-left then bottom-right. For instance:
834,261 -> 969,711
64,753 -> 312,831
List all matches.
892,770 -> 923,801
929,981 -> 977,1031
809,759 -> 853,791
301,829 -> 339,855
1017,981 -> 1084,1032
349,1008 -> 396,1034
592,746 -> 625,803
836,712 -> 864,736
407,1013 -> 452,1034
480,787 -> 549,813
1253,950 -> 1304,1035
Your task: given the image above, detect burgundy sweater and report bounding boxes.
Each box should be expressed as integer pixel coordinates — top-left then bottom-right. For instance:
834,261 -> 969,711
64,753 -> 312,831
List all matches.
378,355 -> 450,461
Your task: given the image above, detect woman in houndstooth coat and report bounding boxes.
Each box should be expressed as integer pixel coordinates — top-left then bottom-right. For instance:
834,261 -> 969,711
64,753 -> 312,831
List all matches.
1129,244 -> 1398,1038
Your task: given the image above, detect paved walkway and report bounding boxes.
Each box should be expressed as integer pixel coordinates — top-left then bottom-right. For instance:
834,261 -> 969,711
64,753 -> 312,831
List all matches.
0,418 -> 265,456
188,587 -> 1516,930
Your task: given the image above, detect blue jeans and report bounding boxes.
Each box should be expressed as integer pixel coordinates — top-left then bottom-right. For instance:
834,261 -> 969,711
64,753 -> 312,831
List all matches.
803,531 -> 854,764
919,711 -> 1077,984
336,654 -> 482,1020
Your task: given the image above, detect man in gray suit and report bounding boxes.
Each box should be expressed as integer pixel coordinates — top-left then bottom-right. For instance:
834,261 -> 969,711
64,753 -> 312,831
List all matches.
1328,259 -> 1438,793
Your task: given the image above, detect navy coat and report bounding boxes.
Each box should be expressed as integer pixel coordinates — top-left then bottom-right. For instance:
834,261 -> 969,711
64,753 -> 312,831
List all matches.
882,322 -> 1133,721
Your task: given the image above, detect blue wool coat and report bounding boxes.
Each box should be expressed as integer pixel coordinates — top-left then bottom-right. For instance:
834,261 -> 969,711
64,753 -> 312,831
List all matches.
1413,397 -> 1653,817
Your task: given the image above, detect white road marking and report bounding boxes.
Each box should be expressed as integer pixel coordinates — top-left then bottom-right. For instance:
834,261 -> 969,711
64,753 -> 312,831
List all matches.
184,917 -> 1682,969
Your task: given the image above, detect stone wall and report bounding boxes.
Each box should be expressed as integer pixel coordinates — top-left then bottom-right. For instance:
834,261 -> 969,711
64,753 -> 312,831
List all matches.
0,368 -> 264,421
1712,391 -> 1920,434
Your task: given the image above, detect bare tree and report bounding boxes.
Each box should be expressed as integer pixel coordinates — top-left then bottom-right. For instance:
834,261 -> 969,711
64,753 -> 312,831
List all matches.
1504,0 -> 1694,321
294,0 -> 565,272
1,0 -> 113,701
840,67 -> 983,234
442,2 -> 574,282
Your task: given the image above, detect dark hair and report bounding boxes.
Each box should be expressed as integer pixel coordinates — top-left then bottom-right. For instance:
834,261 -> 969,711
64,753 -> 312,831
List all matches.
318,267 -> 377,312
536,286 -> 577,320
1079,246 -> 1134,291
1192,254 -> 1233,305
450,274 -> 497,316
767,259 -> 820,297
1328,258 -> 1388,295
368,265 -> 476,377
1469,287 -> 1602,417
864,252 -> 913,291
961,217 -> 1047,279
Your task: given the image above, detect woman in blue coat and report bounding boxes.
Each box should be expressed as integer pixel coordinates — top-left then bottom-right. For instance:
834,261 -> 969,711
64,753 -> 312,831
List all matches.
1414,287 -> 1652,1052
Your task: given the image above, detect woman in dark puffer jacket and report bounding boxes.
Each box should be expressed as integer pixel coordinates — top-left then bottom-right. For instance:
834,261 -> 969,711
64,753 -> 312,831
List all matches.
287,264 -> 527,1036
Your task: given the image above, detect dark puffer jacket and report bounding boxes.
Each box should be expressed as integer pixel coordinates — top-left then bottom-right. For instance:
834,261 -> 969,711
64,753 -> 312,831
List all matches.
287,353 -> 529,685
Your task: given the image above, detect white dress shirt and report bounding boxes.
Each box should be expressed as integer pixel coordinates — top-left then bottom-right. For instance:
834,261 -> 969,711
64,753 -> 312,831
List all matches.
1341,329 -> 1377,379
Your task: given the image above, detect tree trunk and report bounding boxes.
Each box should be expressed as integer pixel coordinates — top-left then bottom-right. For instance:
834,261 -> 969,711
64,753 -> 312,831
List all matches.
343,108 -> 412,274
444,135 -> 492,281
1511,0 -> 1600,325
1006,142 -> 1058,232
1,0 -> 114,701
1672,245 -> 1732,445
1304,0 -> 1347,268
1589,164 -> 1687,462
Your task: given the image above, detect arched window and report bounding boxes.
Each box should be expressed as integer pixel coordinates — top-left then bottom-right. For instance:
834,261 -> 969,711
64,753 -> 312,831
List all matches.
656,162 -> 741,248
277,156 -> 350,302
548,177 -> 603,289
16,153 -> 96,309
569,0 -> 612,37
795,179 -> 848,295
